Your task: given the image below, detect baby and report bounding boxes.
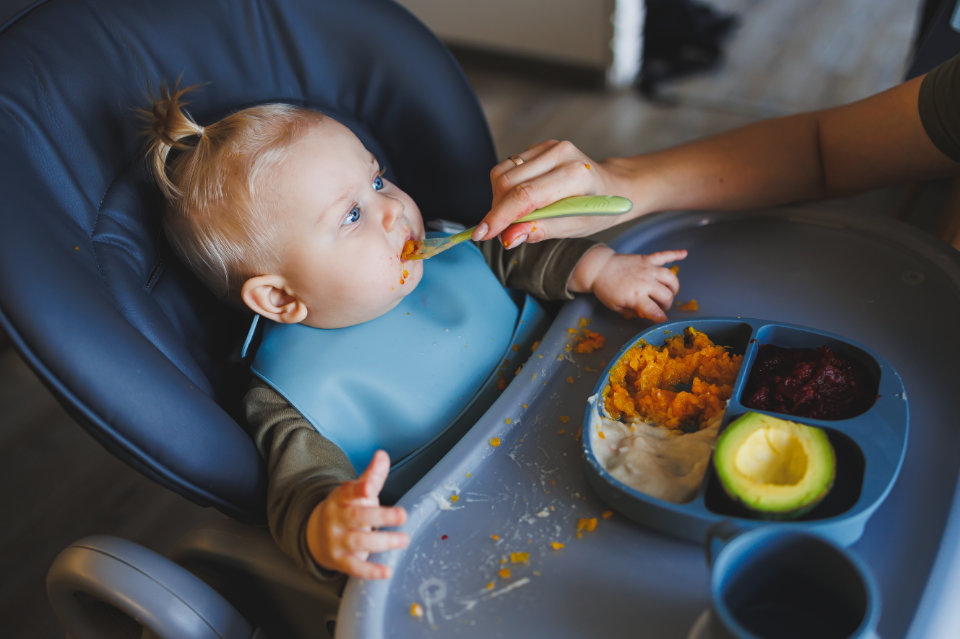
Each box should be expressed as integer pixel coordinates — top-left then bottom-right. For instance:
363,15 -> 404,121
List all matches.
142,84 -> 686,581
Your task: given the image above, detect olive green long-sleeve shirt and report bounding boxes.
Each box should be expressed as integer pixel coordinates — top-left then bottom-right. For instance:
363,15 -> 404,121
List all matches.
244,236 -> 600,578
919,52 -> 960,162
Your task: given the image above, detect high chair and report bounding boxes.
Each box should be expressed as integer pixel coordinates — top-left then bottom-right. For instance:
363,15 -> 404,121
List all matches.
0,0 -> 498,636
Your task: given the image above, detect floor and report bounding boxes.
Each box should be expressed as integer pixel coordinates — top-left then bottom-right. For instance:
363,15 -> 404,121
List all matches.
0,0 -> 931,636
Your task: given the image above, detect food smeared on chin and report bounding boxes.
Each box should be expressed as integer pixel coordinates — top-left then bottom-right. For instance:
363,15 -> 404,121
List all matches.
741,344 -> 875,419
400,239 -> 419,261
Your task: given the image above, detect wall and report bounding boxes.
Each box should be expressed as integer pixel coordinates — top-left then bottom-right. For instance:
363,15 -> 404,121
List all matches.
397,0 -> 643,87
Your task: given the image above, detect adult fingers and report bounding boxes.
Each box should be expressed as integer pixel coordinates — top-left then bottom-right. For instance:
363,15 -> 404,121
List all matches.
489,139 -> 561,183
479,141 -> 601,240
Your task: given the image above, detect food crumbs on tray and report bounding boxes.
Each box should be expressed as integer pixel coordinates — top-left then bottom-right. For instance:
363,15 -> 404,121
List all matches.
510,552 -> 530,564
559,415 -> 570,423
499,568 -> 511,579
491,534 -> 500,541
486,582 -> 495,590
557,428 -> 565,435
490,437 -> 501,447
497,376 -> 507,390
531,340 -> 541,351
410,602 -> 424,618
669,265 -> 679,275
450,494 -> 459,503
550,541 -> 565,550
602,510 -> 613,519
576,517 -> 599,538
566,376 -> 574,384
574,328 -> 605,353
677,299 -> 699,311
505,418 -> 511,425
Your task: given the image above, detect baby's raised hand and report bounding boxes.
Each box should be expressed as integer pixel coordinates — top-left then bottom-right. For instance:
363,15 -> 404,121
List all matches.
573,248 -> 687,322
306,449 -> 409,579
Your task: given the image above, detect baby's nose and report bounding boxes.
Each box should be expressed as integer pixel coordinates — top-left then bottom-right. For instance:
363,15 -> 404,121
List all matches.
381,197 -> 402,230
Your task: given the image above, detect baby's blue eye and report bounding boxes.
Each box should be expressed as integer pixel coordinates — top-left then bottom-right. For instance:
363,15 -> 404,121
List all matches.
373,176 -> 384,191
343,206 -> 361,226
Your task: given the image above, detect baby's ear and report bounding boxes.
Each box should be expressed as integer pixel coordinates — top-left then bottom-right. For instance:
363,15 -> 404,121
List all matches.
241,275 -> 308,324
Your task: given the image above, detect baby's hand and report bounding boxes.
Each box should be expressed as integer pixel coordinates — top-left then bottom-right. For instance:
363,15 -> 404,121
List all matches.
576,248 -> 687,322
306,450 -> 409,579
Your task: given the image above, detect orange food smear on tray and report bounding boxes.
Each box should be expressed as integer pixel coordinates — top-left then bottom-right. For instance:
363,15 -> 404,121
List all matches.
604,327 -> 742,431
574,328 -> 605,353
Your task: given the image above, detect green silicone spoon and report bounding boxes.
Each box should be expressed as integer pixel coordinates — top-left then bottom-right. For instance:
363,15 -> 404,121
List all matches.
403,195 -> 632,260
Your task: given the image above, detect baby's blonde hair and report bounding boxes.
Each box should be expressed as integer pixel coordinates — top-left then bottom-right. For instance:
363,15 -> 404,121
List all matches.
140,83 -> 324,302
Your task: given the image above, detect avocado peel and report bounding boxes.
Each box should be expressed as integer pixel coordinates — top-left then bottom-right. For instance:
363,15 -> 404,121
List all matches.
713,412 -> 836,519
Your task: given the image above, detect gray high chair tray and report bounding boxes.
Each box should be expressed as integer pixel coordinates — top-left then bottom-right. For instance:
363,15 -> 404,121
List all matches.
337,208 -> 960,639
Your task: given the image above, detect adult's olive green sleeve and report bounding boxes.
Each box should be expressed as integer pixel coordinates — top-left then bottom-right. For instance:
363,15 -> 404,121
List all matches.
479,236 -> 603,300
244,380 -> 355,581
919,53 -> 960,163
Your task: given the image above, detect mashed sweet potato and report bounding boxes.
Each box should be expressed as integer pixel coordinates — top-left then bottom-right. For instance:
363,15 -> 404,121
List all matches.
604,328 -> 742,431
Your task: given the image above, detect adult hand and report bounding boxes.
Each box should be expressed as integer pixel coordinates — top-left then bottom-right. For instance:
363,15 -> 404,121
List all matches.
474,140 -> 629,248
305,450 -> 408,579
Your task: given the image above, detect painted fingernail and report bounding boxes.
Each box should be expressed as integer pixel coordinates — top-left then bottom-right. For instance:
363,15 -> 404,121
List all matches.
506,234 -> 528,250
472,222 -> 488,241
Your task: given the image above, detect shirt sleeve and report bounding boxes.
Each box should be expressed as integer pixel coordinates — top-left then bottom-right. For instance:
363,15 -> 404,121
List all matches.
919,52 -> 960,163
478,236 -> 603,300
244,378 -> 356,580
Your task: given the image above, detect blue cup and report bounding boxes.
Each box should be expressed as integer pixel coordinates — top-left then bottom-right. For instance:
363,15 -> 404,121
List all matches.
698,524 -> 881,639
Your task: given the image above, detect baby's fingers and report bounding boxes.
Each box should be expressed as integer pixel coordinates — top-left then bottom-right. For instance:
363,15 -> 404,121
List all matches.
339,450 -> 391,502
644,249 -> 688,267
343,504 -> 407,529
628,297 -> 668,323
345,529 -> 410,555
339,554 -> 394,581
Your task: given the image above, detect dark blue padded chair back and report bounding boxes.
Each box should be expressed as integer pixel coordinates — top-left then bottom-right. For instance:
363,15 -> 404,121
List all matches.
0,0 -> 496,521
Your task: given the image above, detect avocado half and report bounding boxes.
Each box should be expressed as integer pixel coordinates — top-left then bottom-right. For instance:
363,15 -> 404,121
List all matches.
713,412 -> 836,518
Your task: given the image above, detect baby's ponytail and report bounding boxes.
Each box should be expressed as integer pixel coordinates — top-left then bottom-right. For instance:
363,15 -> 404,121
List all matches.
137,81 -> 324,303
139,82 -> 207,199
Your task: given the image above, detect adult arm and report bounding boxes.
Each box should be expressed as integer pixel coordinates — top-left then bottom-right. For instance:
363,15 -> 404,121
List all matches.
477,67 -> 960,247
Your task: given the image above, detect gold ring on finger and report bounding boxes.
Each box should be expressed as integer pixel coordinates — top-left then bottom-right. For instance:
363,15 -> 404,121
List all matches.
508,154 -> 525,167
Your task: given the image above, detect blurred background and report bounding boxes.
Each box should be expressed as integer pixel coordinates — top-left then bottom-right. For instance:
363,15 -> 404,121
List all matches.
0,0 -> 939,636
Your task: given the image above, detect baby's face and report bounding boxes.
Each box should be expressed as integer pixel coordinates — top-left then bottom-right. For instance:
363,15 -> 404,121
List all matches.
270,118 -> 425,328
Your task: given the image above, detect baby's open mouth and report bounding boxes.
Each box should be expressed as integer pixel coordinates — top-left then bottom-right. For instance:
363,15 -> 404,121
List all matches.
399,233 -> 420,261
